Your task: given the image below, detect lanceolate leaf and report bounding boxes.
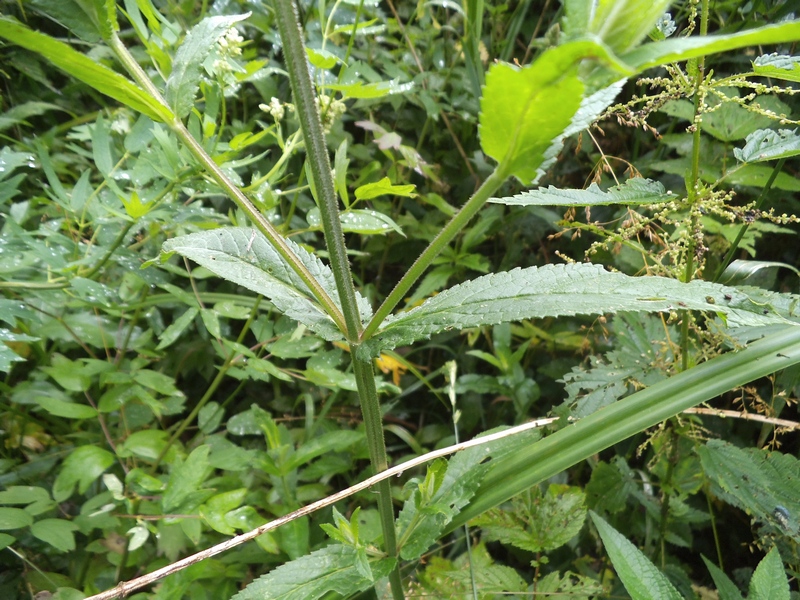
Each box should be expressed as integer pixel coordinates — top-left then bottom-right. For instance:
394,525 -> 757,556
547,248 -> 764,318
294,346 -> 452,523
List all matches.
0,17 -> 171,122
451,326 -> 800,528
358,263 -> 790,358
230,544 -> 396,600
734,129 -> 800,163
590,512 -> 683,600
753,53 -> 800,83
162,228 -> 372,341
621,21 -> 800,74
490,178 -> 673,207
165,13 -> 250,119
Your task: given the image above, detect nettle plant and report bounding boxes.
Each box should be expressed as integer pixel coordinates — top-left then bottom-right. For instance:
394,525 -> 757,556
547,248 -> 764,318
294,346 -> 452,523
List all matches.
3,0 -> 800,598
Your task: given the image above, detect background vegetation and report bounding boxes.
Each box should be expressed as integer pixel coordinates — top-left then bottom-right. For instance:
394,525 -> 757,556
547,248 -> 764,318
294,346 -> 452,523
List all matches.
1,0 -> 800,598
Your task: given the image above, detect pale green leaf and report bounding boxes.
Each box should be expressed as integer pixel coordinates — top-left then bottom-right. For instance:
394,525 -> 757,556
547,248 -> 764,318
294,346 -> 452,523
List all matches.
0,17 -> 171,122
0,533 -> 14,550
231,544 -> 396,600
734,129 -> 800,163
587,0 -> 672,54
35,396 -> 97,419
165,13 -> 250,118
163,228 -> 372,340
753,53 -> 800,83
31,519 -> 79,553
325,79 -> 414,99
307,207 -> 404,236
359,263 -> 790,358
354,177 -> 416,200
490,178 -> 672,206
305,47 -> 339,69
621,21 -> 800,74
0,486 -> 51,506
52,446 -> 115,502
590,511 -> 682,600
749,547 -> 790,600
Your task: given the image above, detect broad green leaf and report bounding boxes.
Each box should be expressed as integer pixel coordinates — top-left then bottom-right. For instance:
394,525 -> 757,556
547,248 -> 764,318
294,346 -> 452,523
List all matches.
285,430 -> 363,472
325,79 -> 414,99
0,329 -> 37,373
590,511 -> 682,600
353,177 -> 416,200
117,430 -> 174,462
35,396 -> 97,419
28,0 -> 104,42
52,446 -> 115,502
396,426 -> 541,560
307,207 -> 404,236
0,533 -> 14,550
452,326 -> 800,527
165,13 -> 250,119
586,458 -> 637,514
0,508 -> 33,530
697,440 -> 800,543
753,53 -> 800,83
701,556 -> 744,600
231,544 -> 396,600
748,547 -> 790,600
0,486 -> 51,506
162,445 -> 211,512
358,263 -> 790,358
472,484 -> 586,553
305,47 -> 339,69
479,49 -> 583,184
489,178 -> 672,207
0,17 -> 171,122
734,129 -> 800,163
621,21 -> 800,74
31,518 -> 79,553
163,228 -> 372,340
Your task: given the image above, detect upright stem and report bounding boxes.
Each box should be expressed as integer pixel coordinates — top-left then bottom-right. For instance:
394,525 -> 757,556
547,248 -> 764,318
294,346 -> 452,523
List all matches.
270,1 -> 402,596
680,0 -> 709,372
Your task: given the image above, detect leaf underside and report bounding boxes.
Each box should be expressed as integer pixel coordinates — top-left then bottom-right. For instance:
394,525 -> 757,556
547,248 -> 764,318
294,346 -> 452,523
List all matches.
489,177 -> 673,207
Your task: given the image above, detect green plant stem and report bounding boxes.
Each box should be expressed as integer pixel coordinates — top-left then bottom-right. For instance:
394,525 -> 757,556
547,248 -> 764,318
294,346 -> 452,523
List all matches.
82,221 -> 134,280
363,168 -> 507,339
105,32 -> 348,336
712,158 -> 786,283
272,0 -> 362,342
680,0 -> 710,371
270,1 -> 402,596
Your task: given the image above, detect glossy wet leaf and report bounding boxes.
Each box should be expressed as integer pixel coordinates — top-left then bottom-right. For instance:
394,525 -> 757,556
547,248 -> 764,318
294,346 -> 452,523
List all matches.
165,13 -> 250,119
325,79 -> 414,99
359,263 -> 790,358
734,129 -> 800,163
590,511 -> 682,600
490,178 -> 672,207
307,207 -> 404,236
0,17 -> 171,122
353,177 -> 416,200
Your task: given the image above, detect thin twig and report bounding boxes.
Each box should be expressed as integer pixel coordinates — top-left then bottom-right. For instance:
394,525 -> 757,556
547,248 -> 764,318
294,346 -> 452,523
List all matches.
84,416 -> 558,600
684,407 -> 800,431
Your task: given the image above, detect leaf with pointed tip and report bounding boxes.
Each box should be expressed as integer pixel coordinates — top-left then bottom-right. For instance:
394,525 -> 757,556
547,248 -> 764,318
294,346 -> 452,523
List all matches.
590,511 -> 682,600
702,556 -> 744,600
749,547 -> 790,600
621,21 -> 800,74
358,263 -> 790,358
490,178 -> 672,207
753,53 -> 800,83
0,17 -> 171,122
734,129 -> 800,163
162,228 -> 372,341
230,544 -> 396,600
165,13 -> 250,119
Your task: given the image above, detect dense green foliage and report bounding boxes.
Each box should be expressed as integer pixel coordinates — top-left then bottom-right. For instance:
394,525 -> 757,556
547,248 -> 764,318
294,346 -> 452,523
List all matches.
2,0 -> 800,598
